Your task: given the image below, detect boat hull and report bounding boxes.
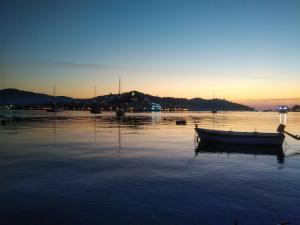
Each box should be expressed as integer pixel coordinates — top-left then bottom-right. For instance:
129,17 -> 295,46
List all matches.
195,128 -> 285,146
116,109 -> 125,118
46,108 -> 63,112
90,109 -> 102,114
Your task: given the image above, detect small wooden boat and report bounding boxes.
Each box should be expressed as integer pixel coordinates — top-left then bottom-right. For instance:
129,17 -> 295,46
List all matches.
1,119 -> 6,126
277,105 -> 288,113
116,108 -> 125,118
195,126 -> 285,146
176,119 -> 187,125
90,108 -> 102,114
47,108 -> 63,112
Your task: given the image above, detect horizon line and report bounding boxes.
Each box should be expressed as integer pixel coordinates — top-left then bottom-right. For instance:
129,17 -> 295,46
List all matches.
2,88 -> 300,102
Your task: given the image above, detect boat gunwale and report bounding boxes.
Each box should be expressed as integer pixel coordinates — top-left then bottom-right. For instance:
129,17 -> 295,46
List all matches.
195,127 -> 284,138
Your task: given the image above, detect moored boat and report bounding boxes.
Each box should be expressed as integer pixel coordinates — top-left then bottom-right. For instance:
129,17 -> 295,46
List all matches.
46,85 -> 64,113
90,108 -> 102,114
116,108 -> 125,118
90,86 -> 102,114
115,78 -> 125,118
176,119 -> 187,125
195,126 -> 285,146
46,108 -> 63,112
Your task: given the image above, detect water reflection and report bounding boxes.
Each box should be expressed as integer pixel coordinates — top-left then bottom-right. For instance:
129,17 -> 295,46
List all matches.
195,141 -> 285,164
280,113 -> 287,125
1,111 -> 300,224
151,111 -> 161,124
117,121 -> 121,157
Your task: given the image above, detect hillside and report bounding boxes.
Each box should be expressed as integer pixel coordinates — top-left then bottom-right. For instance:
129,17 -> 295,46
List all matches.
291,105 -> 300,112
0,89 -> 75,105
0,89 -> 253,111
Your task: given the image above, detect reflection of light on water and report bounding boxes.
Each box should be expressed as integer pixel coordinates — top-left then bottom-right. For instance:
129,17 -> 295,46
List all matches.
279,113 -> 287,125
118,123 -> 121,157
2,111 -> 300,225
151,112 -> 161,123
52,112 -> 57,143
94,115 -> 97,144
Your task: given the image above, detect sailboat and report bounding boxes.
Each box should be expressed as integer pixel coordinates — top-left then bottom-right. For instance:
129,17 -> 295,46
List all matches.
211,90 -> 218,114
90,86 -> 102,114
115,78 -> 125,118
47,85 -> 63,112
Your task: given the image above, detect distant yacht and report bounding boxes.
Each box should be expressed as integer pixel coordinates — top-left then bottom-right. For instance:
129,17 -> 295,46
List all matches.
47,85 -> 63,112
277,105 -> 288,113
151,103 -> 162,112
90,86 -> 101,114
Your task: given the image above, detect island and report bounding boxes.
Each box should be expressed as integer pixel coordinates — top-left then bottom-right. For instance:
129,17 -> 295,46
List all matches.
0,88 -> 254,112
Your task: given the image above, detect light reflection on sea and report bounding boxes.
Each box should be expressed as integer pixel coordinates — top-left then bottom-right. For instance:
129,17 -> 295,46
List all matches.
0,110 -> 300,225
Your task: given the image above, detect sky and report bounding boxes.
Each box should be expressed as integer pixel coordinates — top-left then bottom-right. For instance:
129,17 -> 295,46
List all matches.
0,0 -> 299,107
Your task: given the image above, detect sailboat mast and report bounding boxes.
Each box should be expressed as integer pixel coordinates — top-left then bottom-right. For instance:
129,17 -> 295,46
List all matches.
119,78 -> 121,95
54,84 -> 56,109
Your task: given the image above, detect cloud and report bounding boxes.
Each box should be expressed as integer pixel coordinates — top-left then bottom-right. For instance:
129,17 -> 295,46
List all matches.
36,60 -> 116,69
0,59 -> 282,81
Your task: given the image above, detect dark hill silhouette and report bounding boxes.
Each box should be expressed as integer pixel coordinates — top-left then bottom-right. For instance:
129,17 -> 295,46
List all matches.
292,105 -> 300,112
0,89 -> 253,111
0,88 -> 74,105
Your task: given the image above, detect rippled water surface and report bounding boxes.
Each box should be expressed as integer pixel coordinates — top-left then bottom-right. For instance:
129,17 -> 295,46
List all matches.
0,111 -> 300,225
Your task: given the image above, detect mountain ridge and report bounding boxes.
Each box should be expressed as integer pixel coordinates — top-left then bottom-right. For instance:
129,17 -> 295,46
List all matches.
0,88 -> 254,111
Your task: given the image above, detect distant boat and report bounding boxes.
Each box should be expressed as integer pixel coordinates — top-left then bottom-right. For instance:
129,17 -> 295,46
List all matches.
47,85 -> 63,112
211,91 -> 218,113
90,108 -> 101,114
151,103 -> 162,112
47,108 -> 63,112
115,78 -> 125,118
90,86 -> 102,114
277,105 -> 288,113
176,119 -> 187,125
116,108 -> 125,118
195,125 -> 285,146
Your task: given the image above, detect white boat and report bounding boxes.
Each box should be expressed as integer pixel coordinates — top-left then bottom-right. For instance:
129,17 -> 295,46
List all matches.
277,105 -> 288,113
195,126 -> 285,146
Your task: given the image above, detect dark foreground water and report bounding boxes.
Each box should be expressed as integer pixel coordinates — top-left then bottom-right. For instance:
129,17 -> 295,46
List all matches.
0,111 -> 300,225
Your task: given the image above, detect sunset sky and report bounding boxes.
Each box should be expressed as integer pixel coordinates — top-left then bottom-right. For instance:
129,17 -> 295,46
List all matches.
1,0 -> 300,106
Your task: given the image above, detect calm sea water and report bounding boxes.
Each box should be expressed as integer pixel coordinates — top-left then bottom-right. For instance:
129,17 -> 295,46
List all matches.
0,110 -> 300,225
